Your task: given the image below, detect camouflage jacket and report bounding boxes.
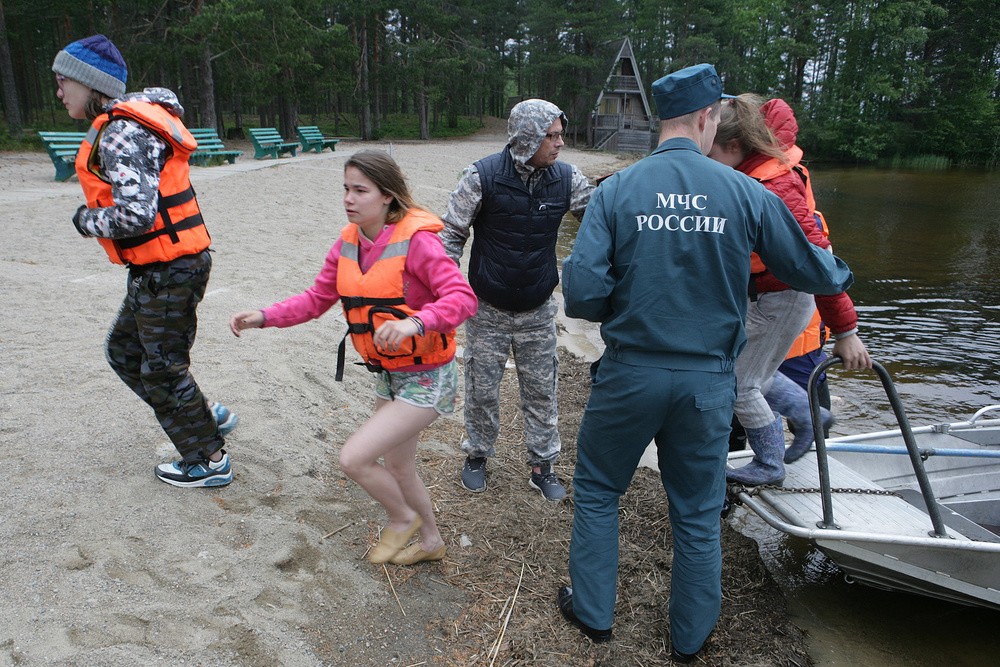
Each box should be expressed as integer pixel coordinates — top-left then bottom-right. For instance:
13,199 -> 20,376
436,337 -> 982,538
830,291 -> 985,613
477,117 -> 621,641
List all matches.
440,98 -> 594,265
74,88 -> 185,240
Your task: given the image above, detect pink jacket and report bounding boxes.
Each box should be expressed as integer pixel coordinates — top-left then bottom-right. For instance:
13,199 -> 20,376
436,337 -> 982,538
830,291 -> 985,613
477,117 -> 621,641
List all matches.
263,222 -> 477,370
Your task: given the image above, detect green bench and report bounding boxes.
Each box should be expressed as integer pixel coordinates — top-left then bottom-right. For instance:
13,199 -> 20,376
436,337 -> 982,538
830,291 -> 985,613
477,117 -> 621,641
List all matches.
248,127 -> 299,160
38,131 -> 86,181
189,128 -> 243,166
296,125 -> 340,153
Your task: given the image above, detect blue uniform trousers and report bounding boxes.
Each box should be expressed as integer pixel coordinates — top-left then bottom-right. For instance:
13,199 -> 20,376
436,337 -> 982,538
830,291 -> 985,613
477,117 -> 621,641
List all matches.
568,356 -> 733,654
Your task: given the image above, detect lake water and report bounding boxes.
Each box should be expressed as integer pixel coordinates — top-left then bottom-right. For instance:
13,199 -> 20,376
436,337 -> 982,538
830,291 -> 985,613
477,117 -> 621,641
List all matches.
557,165 -> 1000,666
814,167 -> 1000,422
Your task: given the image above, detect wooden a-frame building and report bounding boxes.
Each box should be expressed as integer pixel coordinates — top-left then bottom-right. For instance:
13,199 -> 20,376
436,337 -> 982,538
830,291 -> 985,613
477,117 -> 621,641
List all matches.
589,38 -> 655,153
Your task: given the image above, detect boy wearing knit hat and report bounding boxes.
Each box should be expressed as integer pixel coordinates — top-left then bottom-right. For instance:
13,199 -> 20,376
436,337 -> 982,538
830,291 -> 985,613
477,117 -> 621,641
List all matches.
52,35 -> 128,99
53,35 -> 239,488
557,63 -> 855,662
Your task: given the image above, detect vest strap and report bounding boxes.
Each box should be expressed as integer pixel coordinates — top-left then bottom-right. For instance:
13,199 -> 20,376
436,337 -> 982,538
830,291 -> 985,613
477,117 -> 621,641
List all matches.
336,330 -> 383,381
158,185 -> 197,209
336,333 -> 349,381
116,211 -> 205,249
159,185 -> 196,244
340,295 -> 406,311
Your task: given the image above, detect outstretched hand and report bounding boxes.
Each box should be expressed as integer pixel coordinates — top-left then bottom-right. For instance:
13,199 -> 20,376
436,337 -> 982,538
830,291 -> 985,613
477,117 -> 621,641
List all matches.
230,310 -> 265,337
832,333 -> 872,370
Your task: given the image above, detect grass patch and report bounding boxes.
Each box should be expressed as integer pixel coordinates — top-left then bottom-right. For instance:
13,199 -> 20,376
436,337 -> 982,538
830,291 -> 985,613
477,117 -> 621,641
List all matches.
0,126 -> 45,152
372,113 -> 484,140
884,154 -> 953,171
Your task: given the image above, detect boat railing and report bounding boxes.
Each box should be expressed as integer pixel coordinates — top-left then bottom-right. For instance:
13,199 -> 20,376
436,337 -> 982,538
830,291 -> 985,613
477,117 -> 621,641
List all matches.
808,357 -> 951,538
728,495 -> 1000,551
817,405 -> 1000,449
969,405 -> 1000,423
822,442 -> 1000,458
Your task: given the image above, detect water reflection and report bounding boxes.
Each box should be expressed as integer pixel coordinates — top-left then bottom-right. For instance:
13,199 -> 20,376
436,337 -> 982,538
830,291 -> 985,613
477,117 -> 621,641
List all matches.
557,166 -> 1000,666
734,510 -> 1000,667
815,167 -> 1000,425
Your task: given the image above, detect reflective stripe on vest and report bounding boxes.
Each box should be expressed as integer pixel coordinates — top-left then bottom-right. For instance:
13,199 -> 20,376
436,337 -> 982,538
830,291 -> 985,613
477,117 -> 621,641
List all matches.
334,208 -> 456,380
76,101 -> 210,265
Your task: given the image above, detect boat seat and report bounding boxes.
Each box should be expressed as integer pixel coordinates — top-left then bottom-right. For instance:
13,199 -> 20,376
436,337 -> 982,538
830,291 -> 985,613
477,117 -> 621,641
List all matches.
895,489 -> 1000,543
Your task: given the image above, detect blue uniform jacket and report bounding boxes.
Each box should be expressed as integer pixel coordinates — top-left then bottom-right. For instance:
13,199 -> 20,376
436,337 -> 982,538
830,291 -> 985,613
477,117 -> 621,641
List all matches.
562,137 -> 854,373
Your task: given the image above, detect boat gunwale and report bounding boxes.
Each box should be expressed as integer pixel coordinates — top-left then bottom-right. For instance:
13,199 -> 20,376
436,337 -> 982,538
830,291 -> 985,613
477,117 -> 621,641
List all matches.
733,489 -> 1000,553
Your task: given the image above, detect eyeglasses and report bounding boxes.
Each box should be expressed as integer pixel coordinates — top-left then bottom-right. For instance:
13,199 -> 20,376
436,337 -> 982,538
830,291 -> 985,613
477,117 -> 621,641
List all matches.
544,131 -> 565,141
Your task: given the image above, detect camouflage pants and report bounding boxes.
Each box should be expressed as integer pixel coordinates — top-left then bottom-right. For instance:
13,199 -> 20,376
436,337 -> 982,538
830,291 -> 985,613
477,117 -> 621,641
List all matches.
105,250 -> 223,463
461,296 -> 560,466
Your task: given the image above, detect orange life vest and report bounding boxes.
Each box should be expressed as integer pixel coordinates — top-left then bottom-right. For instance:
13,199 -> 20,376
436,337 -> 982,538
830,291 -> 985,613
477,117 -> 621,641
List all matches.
747,147 -> 832,359
334,208 -> 456,380
747,145 -> 827,274
76,100 -> 210,265
784,309 -> 830,359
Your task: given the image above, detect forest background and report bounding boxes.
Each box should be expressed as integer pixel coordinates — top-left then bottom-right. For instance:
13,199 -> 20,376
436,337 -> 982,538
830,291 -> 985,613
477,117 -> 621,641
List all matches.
1,0 -> 997,167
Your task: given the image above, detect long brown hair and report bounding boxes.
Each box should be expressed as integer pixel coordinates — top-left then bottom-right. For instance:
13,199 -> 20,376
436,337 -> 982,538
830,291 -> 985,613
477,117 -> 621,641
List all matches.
714,93 -> 786,163
344,150 -> 416,224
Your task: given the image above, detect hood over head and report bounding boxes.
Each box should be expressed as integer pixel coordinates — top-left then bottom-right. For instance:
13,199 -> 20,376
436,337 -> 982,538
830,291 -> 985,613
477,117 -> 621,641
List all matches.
761,98 -> 798,151
507,99 -> 566,166
115,87 -> 185,117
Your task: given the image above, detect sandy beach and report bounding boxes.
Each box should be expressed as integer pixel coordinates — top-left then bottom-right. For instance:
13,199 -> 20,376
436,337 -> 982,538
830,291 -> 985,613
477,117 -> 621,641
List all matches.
0,128 -> 807,666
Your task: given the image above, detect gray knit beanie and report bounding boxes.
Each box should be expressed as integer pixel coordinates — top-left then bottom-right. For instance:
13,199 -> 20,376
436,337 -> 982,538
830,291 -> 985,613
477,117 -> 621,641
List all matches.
52,34 -> 128,99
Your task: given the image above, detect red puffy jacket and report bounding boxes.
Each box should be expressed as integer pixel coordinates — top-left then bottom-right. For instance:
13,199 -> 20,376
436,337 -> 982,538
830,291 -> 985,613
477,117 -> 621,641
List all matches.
737,98 -> 857,336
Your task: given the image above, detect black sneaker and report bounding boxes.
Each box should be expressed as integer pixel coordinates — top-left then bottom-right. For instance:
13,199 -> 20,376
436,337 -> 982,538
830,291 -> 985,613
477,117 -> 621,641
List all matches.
461,456 -> 487,492
670,646 -> 698,663
529,463 -> 567,501
557,586 -> 612,643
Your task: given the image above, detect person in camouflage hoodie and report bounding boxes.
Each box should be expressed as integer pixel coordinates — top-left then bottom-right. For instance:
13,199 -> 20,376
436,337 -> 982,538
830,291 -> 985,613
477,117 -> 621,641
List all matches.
53,35 -> 238,488
441,99 -> 594,501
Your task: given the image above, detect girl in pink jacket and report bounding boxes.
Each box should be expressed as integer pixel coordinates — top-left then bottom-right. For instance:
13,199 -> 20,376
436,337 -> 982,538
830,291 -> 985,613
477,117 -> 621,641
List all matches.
231,151 -> 477,565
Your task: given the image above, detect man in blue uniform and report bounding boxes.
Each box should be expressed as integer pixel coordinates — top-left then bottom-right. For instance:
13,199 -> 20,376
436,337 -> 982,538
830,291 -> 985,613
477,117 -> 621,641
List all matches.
556,64 -> 854,662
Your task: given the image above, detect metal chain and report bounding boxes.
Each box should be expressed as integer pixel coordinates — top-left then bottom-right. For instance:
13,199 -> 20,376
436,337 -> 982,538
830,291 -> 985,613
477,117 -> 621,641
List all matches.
740,484 -> 900,497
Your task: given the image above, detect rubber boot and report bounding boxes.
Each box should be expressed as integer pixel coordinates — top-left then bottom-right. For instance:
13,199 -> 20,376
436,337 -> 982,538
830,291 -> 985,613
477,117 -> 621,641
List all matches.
726,413 -> 786,486
765,371 -> 833,464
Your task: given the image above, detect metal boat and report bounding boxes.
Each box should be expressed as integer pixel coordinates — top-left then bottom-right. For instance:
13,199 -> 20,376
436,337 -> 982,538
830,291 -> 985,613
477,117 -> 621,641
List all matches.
726,359 -> 1000,610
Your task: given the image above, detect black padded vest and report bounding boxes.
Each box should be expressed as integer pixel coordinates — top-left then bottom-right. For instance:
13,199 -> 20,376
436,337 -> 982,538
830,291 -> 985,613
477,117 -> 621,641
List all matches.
469,149 -> 572,311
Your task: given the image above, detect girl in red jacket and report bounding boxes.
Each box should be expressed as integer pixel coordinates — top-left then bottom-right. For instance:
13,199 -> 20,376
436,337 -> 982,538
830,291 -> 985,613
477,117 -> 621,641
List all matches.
709,95 -> 871,484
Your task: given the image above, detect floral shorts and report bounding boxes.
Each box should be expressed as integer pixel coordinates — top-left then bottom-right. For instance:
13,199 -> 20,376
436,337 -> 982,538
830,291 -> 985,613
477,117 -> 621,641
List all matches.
375,358 -> 458,415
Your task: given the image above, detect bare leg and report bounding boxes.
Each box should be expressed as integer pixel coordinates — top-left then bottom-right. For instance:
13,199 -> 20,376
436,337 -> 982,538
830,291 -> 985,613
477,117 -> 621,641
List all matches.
339,398 -> 439,535
383,432 -> 445,551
